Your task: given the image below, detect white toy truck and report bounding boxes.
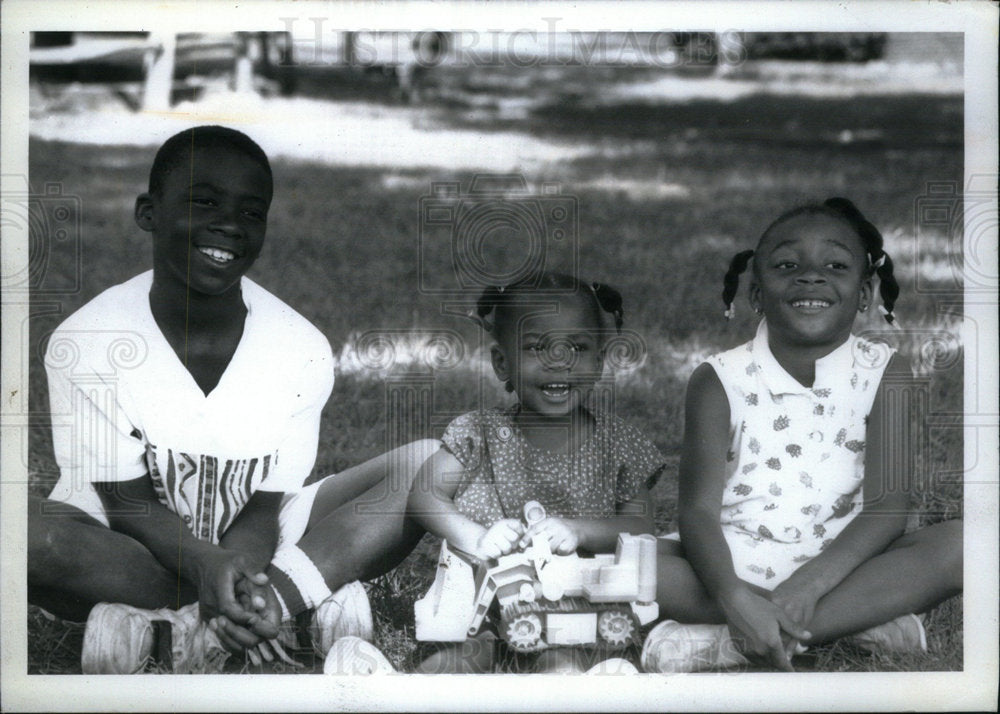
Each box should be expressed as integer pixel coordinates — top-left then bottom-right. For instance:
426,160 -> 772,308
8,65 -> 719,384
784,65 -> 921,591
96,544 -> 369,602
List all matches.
414,501 -> 659,652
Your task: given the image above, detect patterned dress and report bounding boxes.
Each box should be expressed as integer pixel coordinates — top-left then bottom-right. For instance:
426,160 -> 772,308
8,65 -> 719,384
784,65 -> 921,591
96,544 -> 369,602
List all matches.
706,319 -> 894,589
442,406 -> 666,527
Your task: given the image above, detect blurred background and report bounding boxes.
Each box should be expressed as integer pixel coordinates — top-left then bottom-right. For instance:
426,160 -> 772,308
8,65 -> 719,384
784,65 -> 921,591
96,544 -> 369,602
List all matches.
24,29 -> 965,673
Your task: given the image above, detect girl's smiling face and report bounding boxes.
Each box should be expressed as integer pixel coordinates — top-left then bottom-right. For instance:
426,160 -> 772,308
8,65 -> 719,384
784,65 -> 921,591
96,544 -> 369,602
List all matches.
750,213 -> 873,350
491,295 -> 605,418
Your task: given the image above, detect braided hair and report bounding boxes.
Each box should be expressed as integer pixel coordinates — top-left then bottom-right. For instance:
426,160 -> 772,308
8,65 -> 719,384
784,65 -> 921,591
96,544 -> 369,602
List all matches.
721,198 -> 900,324
473,271 -> 625,392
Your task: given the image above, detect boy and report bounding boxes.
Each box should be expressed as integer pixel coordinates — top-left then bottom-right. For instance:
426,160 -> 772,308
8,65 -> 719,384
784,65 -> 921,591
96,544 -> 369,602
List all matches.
28,126 -> 437,672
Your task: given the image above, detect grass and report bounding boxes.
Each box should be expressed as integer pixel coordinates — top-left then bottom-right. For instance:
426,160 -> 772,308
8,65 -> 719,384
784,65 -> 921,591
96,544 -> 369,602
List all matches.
24,65 -> 964,674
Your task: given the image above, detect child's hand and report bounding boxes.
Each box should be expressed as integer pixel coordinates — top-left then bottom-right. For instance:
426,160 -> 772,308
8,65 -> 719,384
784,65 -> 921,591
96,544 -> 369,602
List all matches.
198,552 -> 274,650
768,579 -> 821,637
476,519 -> 525,559
199,552 -> 281,653
519,517 -> 580,554
234,573 -> 283,637
720,585 -> 811,672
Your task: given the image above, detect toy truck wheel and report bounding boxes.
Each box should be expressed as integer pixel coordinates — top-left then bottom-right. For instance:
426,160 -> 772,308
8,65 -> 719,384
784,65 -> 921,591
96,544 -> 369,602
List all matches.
505,613 -> 543,651
597,610 -> 635,647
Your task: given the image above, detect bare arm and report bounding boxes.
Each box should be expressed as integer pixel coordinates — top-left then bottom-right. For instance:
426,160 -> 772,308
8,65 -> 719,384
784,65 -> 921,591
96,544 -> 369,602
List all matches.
677,365 -> 743,597
519,487 -> 656,554
408,448 -> 523,558
219,490 -> 283,572
678,363 -> 806,670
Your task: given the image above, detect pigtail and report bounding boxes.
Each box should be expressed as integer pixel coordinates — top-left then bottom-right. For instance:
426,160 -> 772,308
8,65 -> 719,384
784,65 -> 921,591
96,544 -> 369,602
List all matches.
875,252 -> 900,323
823,197 -> 899,324
474,285 -> 514,392
722,249 -> 755,319
473,285 -> 502,333
591,282 -> 624,334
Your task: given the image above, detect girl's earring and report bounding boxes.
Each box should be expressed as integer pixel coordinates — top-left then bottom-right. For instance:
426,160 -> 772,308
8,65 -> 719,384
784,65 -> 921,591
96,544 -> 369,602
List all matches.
859,301 -> 869,313
753,305 -> 763,316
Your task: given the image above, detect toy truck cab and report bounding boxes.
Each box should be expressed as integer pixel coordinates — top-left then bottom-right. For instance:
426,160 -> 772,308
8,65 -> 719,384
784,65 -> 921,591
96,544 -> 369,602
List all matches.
414,502 -> 659,652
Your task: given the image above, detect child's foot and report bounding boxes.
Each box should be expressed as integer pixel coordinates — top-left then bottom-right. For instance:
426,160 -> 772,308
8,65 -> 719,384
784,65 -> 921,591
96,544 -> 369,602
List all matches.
584,657 -> 639,675
81,602 -> 228,674
323,636 -> 395,674
308,581 -> 374,656
274,580 -> 374,657
640,620 -> 749,673
848,613 -> 927,654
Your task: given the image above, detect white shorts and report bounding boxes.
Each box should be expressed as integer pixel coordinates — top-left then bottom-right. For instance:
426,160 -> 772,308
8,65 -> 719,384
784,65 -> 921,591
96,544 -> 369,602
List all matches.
276,479 -> 324,548
48,473 -> 328,547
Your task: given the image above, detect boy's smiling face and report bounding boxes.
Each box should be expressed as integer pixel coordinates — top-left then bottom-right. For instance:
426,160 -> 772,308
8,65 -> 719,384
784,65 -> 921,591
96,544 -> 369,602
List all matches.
136,145 -> 273,297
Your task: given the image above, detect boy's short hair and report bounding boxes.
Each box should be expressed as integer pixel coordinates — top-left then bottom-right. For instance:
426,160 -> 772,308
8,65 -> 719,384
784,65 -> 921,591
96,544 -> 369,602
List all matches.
148,125 -> 272,197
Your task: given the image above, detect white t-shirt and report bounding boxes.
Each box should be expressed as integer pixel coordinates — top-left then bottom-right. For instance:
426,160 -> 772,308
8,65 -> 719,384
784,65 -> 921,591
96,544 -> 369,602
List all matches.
45,271 -> 334,544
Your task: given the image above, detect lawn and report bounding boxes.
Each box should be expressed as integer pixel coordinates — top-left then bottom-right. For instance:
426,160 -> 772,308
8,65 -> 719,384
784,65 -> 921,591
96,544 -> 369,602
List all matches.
25,71 -> 964,673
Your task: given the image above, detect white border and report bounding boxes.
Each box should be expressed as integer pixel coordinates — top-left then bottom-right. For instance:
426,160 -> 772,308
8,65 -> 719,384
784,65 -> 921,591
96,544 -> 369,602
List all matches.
2,1 -> 997,711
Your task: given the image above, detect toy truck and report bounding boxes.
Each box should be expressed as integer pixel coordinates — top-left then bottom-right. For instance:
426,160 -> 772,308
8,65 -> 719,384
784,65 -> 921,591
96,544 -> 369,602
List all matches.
414,501 -> 659,652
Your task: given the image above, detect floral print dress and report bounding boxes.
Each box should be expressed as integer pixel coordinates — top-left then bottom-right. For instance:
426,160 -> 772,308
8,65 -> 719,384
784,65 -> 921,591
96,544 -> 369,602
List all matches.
442,406 -> 666,527
706,319 -> 894,589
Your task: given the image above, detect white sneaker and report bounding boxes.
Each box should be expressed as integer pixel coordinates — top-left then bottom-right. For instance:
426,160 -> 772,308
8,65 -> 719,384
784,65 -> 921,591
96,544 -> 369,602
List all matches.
585,657 -> 639,675
849,613 -> 927,654
323,636 -> 394,675
308,581 -> 374,657
81,602 -> 229,674
641,620 -> 749,674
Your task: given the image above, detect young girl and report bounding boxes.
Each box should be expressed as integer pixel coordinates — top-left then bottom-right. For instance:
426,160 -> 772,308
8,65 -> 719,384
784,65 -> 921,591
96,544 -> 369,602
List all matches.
643,198 -> 963,673
408,271 -> 667,673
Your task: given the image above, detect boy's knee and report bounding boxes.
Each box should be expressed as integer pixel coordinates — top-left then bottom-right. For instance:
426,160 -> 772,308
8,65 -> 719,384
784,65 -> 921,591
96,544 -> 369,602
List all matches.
407,438 -> 440,464
28,511 -> 87,581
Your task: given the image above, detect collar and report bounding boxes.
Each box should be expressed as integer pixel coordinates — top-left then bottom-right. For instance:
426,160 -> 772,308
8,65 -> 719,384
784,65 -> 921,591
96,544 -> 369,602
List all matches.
751,319 -> 857,396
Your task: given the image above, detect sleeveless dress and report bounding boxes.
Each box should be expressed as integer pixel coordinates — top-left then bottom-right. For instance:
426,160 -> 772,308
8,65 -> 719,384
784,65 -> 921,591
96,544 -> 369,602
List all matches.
705,319 -> 894,589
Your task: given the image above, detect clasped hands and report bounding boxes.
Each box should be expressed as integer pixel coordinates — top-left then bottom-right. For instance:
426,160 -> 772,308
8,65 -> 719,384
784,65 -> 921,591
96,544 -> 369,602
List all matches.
197,551 -> 297,664
722,578 -> 820,672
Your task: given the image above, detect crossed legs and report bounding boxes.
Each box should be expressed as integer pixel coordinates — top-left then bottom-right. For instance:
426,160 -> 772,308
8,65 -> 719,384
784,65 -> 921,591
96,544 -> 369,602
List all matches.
653,519 -> 963,644
28,440 -> 440,623
28,497 -> 197,622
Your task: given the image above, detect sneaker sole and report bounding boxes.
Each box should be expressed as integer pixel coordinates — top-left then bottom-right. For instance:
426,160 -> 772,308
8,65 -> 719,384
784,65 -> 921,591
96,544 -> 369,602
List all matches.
81,603 -> 155,674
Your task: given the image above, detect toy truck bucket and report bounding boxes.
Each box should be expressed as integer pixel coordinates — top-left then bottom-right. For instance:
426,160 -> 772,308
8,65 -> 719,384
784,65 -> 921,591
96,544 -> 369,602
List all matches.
413,540 -> 478,641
